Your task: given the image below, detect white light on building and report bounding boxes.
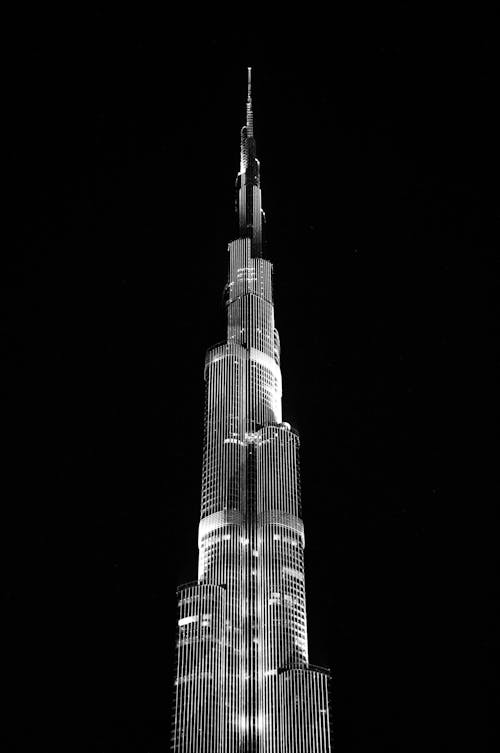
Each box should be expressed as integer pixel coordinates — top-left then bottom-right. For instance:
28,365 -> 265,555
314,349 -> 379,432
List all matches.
171,69 -> 332,753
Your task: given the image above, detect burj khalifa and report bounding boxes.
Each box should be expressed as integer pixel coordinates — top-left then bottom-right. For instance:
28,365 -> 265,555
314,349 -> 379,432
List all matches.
171,69 -> 332,753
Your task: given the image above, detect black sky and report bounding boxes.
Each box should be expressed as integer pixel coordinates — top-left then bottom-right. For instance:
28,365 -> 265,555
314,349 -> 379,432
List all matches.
5,9 -> 498,753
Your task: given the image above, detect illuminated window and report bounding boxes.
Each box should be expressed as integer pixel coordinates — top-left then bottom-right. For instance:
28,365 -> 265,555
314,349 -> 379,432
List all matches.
178,615 -> 198,627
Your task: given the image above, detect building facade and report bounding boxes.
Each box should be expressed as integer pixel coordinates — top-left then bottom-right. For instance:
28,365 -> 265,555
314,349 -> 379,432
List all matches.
171,69 -> 332,753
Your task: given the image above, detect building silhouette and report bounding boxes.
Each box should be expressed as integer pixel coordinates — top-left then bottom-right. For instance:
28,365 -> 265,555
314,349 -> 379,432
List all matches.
171,69 -> 332,752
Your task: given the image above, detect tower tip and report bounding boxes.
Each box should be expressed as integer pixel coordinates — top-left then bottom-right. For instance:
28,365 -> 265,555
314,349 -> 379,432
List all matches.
244,67 -> 254,139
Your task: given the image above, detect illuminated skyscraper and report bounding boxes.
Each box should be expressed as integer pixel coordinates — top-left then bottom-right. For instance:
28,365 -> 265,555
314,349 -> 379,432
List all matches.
171,69 -> 332,753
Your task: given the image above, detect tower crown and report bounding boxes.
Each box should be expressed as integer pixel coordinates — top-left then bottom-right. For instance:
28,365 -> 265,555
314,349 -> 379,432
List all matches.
238,67 -> 263,257
246,66 -> 253,137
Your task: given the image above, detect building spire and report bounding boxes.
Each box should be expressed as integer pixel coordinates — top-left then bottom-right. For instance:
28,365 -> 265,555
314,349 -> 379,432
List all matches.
246,66 -> 253,137
238,67 -> 262,255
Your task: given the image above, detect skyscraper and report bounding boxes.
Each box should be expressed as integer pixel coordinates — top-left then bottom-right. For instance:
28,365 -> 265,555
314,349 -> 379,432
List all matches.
171,69 -> 332,753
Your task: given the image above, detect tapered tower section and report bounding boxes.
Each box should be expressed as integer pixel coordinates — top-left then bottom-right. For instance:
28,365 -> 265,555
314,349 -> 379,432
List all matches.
171,69 -> 332,753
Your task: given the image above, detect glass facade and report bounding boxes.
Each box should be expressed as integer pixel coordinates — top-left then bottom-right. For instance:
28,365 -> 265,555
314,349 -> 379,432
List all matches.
171,69 -> 332,752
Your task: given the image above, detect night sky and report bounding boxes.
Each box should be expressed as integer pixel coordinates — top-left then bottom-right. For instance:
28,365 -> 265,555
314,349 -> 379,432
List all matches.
6,9 -> 498,753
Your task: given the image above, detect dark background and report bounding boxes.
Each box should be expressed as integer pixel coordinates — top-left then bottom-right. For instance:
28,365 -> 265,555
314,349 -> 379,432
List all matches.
5,8 -> 498,753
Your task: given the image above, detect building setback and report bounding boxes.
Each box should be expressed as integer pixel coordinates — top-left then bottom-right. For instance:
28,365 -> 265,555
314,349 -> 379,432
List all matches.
171,69 -> 332,753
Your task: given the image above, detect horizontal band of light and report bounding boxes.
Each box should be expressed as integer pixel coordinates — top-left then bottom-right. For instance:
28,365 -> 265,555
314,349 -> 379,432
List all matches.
178,615 -> 198,627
